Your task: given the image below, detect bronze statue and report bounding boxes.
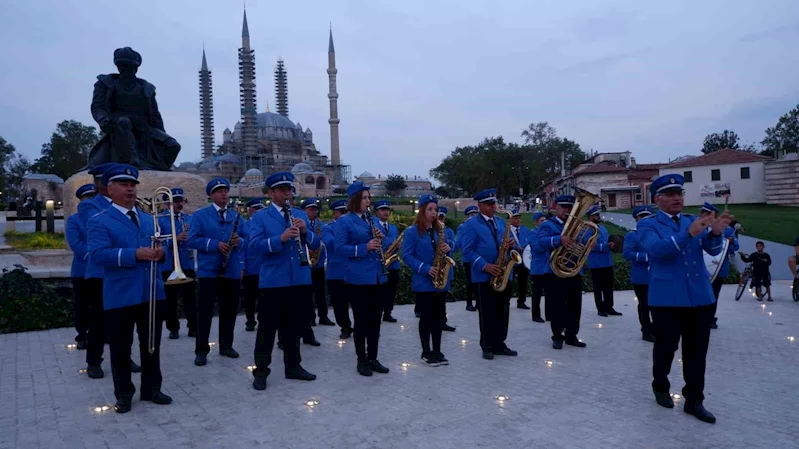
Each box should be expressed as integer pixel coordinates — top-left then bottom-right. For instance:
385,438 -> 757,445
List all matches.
86,47 -> 180,171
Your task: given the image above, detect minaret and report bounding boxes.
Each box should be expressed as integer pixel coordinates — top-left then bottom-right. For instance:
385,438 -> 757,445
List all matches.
274,58 -> 289,117
199,48 -> 215,160
238,7 -> 257,157
327,26 -> 341,177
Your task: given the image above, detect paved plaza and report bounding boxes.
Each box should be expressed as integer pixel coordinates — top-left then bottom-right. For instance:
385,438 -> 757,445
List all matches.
1,285 -> 798,449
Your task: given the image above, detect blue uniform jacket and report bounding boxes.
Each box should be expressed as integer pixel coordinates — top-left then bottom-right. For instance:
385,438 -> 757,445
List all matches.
375,219 -> 401,271
157,212 -> 194,274
455,223 -> 467,255
587,224 -> 613,269
243,214 -> 266,276
622,230 -> 650,285
460,214 -> 514,284
528,227 -> 549,276
247,205 -> 320,289
66,214 -> 88,278
510,225 -> 529,254
187,205 -> 248,279
309,218 -> 327,270
637,212 -> 723,307
334,213 -> 389,286
535,216 -> 579,276
717,226 -> 739,278
87,207 -> 165,310
401,225 -> 455,292
322,221 -> 345,280
79,194 -> 112,279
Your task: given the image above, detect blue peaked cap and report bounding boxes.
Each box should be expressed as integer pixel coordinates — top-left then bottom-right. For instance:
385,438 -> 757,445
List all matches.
246,198 -> 265,209
331,200 -> 347,211
438,206 -> 448,215
75,184 -> 96,199
632,205 -> 654,218
585,205 -> 601,217
700,202 -> 719,214
418,194 -> 437,208
347,181 -> 369,198
301,198 -> 320,209
464,205 -> 478,215
474,188 -> 497,203
650,174 -> 684,196
374,200 -> 391,210
102,164 -> 139,185
206,178 -> 230,196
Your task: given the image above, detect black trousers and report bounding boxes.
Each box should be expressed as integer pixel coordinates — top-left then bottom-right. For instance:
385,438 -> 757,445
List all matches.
633,284 -> 652,336
84,278 -> 105,367
710,277 -> 724,323
513,265 -> 530,305
530,274 -> 546,319
348,284 -> 384,361
384,270 -> 400,315
546,274 -> 582,342
475,283 -> 511,352
328,279 -> 352,331
163,269 -> 197,333
196,277 -> 240,355
244,274 -> 259,327
105,301 -> 166,400
651,305 -> 714,402
463,263 -> 475,306
417,291 -> 445,353
591,266 -> 615,313
311,268 -> 330,321
71,277 -> 89,343
253,286 -> 308,378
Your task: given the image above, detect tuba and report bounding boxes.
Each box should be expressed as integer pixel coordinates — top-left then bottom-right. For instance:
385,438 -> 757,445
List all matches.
550,188 -> 601,278
490,210 -> 522,292
383,232 -> 403,268
432,222 -> 456,289
307,219 -> 323,266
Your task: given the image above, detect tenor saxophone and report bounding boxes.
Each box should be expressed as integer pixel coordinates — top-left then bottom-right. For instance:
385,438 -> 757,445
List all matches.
383,232 -> 403,268
307,220 -> 323,266
490,214 -> 522,292
431,223 -> 456,290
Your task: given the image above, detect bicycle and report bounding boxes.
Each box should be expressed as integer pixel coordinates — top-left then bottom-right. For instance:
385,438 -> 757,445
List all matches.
735,253 -> 753,301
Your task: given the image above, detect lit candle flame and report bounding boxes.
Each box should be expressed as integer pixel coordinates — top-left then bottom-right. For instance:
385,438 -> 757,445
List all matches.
400,362 -> 410,368
495,395 -> 509,401
304,399 -> 319,407
788,336 -> 796,342
545,360 -> 554,366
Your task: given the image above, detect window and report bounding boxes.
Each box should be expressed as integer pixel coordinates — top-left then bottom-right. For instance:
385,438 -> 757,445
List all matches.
635,193 -> 643,202
683,171 -> 693,182
711,169 -> 720,181
740,167 -> 750,179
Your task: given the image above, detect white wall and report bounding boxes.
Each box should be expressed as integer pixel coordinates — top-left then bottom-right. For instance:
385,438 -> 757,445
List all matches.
660,161 -> 765,205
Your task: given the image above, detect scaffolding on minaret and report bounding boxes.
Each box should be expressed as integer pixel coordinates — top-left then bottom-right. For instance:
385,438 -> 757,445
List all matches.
274,59 -> 289,118
238,7 -> 258,162
199,48 -> 215,160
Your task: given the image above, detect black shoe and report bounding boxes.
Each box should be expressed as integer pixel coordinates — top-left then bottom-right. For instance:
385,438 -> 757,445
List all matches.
370,360 -> 390,374
141,392 -> 172,405
653,390 -> 674,408
87,365 -> 104,379
597,311 -> 608,317
436,353 -> 449,365
767,298 -> 773,302
565,339 -> 586,348
494,348 -> 518,356
252,377 -> 267,391
194,354 -> 207,366
710,323 -> 718,329
532,316 -> 545,323
76,340 -> 88,350
383,314 -> 398,323
357,360 -> 373,376
286,366 -> 317,381
130,361 -> 142,373
482,350 -> 495,360
310,321 -> 317,327
642,334 -> 656,343
441,324 -> 456,332
187,330 -> 197,338
277,342 -> 285,351
319,317 -> 336,326
245,323 -> 256,332
114,398 -> 131,414
552,340 -> 563,350
303,339 -> 321,347
169,331 -> 179,340
339,330 -> 350,339
517,303 -> 530,310
757,296 -> 763,302
422,353 -> 440,367
465,304 -> 476,312
220,347 -> 240,358
607,309 -> 623,316
684,401 -> 716,424
415,311 -> 422,318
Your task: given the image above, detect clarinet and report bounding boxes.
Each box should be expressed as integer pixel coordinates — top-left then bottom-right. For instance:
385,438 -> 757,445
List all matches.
364,209 -> 389,276
219,212 -> 240,276
286,205 -> 310,266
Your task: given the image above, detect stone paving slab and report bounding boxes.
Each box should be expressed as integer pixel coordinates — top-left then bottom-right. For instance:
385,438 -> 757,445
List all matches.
1,285 -> 798,448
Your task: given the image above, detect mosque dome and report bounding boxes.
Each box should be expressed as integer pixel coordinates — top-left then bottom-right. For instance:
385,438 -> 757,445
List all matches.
358,171 -> 375,179
291,162 -> 314,173
257,112 -> 296,130
244,168 -> 263,177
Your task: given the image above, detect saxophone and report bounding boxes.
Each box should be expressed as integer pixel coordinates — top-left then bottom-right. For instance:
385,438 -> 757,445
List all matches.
307,220 -> 323,266
431,223 -> 456,290
383,232 -> 403,268
490,214 -> 522,292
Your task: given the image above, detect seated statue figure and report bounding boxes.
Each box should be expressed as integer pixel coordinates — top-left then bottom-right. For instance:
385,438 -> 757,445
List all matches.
86,47 -> 180,171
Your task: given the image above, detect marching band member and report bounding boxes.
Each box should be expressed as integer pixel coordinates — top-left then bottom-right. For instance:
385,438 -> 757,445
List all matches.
528,212 -> 548,323
87,164 -> 171,413
437,207 -> 456,332
623,206 -> 655,342
301,198 -> 336,326
699,202 -> 738,329
638,174 -> 731,424
334,181 -> 391,376
248,172 -> 319,390
374,200 -> 400,323
243,198 -> 266,332
187,178 -> 247,367
158,187 -> 197,339
461,188 -> 518,360
401,194 -> 455,366
457,205 -> 479,312
537,195 -> 587,350
509,209 -> 530,310
586,205 -> 621,317
324,200 -> 353,339
66,184 -> 97,350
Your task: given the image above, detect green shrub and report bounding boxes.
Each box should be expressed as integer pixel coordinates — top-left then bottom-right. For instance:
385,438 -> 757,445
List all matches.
3,231 -> 67,250
0,266 -> 74,334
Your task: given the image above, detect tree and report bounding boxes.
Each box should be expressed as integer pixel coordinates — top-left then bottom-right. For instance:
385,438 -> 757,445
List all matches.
5,153 -> 31,203
384,174 -> 408,196
31,120 -> 99,180
434,186 -> 451,198
761,104 -> 799,157
701,130 -> 740,154
521,122 -> 558,146
0,137 -> 17,196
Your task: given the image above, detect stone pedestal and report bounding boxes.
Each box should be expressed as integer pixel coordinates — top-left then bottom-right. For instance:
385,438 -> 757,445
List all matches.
63,170 -> 209,219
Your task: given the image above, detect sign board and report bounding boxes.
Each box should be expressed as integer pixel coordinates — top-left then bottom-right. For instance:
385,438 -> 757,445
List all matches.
699,183 -> 731,198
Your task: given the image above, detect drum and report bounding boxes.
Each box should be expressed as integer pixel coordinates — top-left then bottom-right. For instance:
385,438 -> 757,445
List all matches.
703,237 -> 730,282
522,244 -> 532,270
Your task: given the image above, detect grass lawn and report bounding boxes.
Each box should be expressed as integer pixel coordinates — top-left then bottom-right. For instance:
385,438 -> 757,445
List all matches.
3,232 -> 67,250
610,204 -> 798,246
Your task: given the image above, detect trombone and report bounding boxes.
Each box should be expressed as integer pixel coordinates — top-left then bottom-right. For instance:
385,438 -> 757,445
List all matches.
136,187 -> 193,354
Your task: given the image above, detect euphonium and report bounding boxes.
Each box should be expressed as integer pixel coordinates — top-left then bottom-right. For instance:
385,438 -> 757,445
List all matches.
490,211 -> 522,292
432,222 -> 456,290
307,220 -> 323,266
383,232 -> 403,268
550,188 -> 601,278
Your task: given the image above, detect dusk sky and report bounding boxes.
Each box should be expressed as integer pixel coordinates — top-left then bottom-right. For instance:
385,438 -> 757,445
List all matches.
1,0 -> 798,180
